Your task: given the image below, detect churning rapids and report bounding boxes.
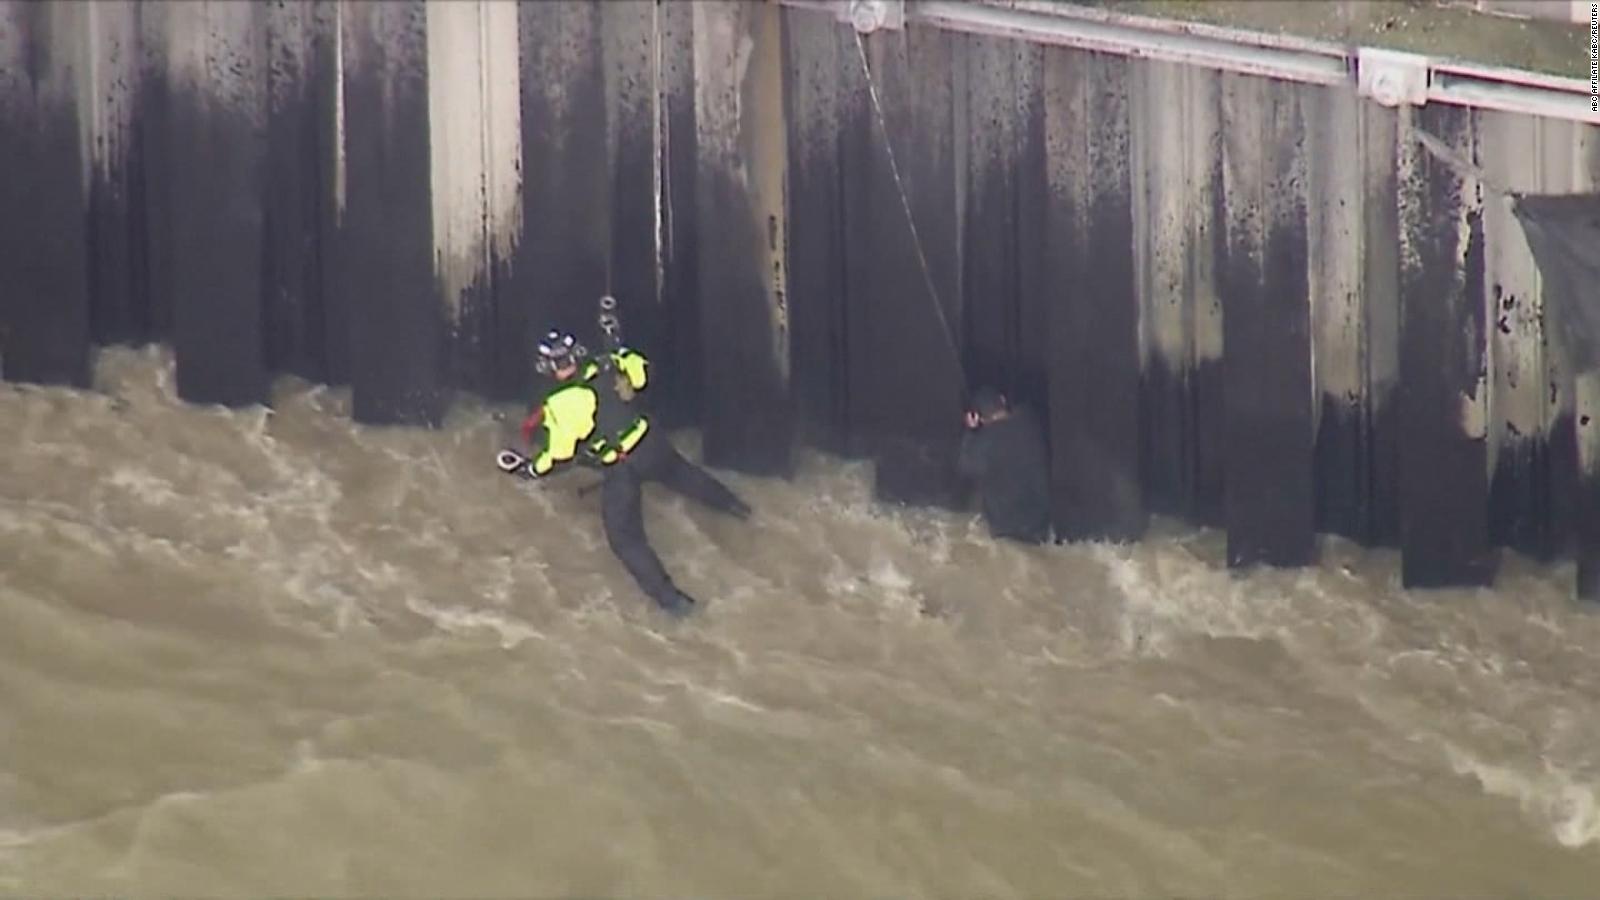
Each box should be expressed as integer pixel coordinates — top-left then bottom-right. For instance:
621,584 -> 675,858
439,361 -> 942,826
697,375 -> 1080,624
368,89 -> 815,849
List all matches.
2,347 -> 1599,897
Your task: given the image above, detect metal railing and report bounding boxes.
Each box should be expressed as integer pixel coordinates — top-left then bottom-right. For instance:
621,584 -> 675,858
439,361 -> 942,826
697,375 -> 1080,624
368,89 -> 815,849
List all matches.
777,0 -> 1600,125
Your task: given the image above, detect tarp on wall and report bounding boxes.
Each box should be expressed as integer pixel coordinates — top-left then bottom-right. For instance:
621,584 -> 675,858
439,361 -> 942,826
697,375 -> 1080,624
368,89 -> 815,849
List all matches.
1510,192 -> 1600,373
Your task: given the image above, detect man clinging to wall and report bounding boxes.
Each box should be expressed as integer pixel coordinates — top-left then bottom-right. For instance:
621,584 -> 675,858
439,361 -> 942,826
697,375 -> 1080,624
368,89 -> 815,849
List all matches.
957,386 -> 1052,545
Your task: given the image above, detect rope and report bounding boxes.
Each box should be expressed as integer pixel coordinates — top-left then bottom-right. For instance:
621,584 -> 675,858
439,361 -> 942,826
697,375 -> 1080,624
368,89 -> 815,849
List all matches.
653,0 -> 669,307
850,29 -> 964,375
1411,126 -> 1518,202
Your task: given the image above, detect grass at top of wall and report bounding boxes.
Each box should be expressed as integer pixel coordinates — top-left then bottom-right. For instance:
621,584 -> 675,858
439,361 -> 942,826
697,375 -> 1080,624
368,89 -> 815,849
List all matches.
1054,0 -> 1592,79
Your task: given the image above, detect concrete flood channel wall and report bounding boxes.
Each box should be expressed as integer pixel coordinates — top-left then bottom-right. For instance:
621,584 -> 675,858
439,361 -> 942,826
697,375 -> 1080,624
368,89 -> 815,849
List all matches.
3,1 -> 1600,596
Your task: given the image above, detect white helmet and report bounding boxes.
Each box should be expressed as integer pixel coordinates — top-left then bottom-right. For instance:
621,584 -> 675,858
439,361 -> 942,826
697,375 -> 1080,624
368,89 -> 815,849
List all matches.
535,329 -> 587,375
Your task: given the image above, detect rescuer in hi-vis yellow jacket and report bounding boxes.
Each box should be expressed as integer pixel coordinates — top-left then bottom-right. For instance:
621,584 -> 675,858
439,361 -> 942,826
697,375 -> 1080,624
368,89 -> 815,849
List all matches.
501,323 -> 751,617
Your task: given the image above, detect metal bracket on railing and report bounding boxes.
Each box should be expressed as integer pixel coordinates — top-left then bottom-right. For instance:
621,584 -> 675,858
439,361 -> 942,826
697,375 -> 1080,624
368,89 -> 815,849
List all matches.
840,0 -> 905,34
1358,47 -> 1431,108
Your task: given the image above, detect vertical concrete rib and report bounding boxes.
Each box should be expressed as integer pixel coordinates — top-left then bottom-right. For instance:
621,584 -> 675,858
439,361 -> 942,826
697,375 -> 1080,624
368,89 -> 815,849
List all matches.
81,1 -> 145,348
1131,60 -> 1224,524
1219,73 -> 1315,568
838,15 -> 874,453
425,0 -> 488,329
167,1 -> 269,408
1308,81 -> 1367,542
1482,109 -> 1563,559
0,1 -> 91,387
651,0 -> 701,427
474,0 -> 522,398
602,0 -> 660,379
1397,103 -> 1496,587
960,34 -> 1022,395
511,0 -> 607,403
692,0 -> 792,475
1128,58 -> 1166,511
341,0 -> 441,425
1535,115 -> 1586,563
1044,47 -> 1143,542
959,31 -> 1051,504
782,8 -> 849,452
1568,125 -> 1600,599
136,0 -> 175,344
1190,66 -> 1227,527
1362,101 -> 1404,548
855,24 -> 966,508
426,0 -> 521,396
1013,40 -> 1050,419
263,0 -> 331,382
310,0 -> 347,386
1579,365 -> 1600,598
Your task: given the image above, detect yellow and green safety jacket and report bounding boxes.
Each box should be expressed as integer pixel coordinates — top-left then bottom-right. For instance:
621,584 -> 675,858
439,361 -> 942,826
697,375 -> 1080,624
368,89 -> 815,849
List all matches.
521,348 -> 651,477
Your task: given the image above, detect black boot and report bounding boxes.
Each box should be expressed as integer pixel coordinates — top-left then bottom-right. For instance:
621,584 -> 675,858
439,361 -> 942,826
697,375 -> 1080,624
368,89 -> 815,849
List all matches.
656,586 -> 697,617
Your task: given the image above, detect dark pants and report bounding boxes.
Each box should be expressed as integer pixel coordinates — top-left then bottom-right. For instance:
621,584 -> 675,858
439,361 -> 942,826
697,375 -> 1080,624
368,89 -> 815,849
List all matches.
600,432 -> 749,606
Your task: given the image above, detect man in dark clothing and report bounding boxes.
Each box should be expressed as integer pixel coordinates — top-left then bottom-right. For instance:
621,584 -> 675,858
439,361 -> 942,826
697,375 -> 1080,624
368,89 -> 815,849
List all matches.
957,386 -> 1052,545
499,327 -> 751,616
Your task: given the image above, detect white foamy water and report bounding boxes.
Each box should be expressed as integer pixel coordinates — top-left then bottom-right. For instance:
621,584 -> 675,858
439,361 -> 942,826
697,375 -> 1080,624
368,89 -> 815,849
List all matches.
2,346 -> 1599,896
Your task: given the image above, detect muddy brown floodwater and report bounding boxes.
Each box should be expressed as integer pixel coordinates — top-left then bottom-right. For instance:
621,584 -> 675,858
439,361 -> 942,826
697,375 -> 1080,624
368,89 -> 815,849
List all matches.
2,347 -> 1598,896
